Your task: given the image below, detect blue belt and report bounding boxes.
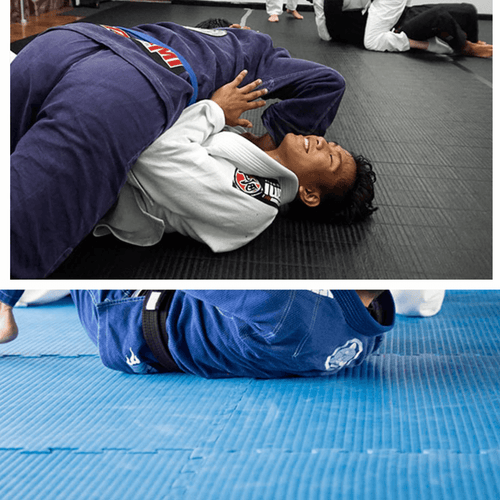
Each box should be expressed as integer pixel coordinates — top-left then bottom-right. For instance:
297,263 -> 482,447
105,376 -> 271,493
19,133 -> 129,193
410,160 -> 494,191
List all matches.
117,26 -> 198,106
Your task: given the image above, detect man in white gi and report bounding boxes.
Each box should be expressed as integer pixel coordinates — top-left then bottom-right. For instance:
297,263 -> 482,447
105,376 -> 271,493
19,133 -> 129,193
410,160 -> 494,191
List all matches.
313,0 -> 492,56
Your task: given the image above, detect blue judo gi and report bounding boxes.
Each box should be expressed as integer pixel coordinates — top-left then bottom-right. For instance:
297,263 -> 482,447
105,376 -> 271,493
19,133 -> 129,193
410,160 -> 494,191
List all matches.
1,289 -> 395,378
11,22 -> 346,279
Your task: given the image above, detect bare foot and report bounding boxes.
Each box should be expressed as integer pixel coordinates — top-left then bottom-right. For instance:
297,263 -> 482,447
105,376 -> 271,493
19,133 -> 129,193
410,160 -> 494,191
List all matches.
0,302 -> 18,344
268,14 -> 279,23
462,40 -> 493,58
287,9 -> 303,20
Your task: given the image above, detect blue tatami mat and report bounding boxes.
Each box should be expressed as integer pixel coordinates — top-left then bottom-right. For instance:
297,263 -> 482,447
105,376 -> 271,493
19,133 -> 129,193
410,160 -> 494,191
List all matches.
1,291 -> 499,499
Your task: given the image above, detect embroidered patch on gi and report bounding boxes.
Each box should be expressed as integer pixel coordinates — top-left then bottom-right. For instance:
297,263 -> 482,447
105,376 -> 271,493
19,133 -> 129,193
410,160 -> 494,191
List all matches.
102,25 -> 185,75
325,339 -> 364,372
233,169 -> 281,209
126,347 -> 158,374
184,26 -> 228,37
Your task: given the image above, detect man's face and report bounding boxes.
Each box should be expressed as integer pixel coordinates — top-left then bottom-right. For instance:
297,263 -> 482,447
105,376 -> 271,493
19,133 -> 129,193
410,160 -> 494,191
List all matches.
275,134 -> 357,198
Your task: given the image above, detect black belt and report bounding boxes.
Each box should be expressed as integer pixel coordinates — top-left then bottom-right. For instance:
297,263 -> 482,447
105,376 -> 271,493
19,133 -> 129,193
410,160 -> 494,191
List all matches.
140,290 -> 181,372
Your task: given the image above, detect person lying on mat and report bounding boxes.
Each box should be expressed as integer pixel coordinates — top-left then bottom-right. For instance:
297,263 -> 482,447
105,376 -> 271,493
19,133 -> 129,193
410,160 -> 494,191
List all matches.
11,19 -> 369,279
312,0 -> 493,57
93,69 -> 376,253
0,289 -> 395,379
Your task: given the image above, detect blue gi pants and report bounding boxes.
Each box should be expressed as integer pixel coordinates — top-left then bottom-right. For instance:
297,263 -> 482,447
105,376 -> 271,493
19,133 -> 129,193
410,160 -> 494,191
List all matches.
0,290 -> 24,308
11,30 -> 176,279
0,289 -> 394,378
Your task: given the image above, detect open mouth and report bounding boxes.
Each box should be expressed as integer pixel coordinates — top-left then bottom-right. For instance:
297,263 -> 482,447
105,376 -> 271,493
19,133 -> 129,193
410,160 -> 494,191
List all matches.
304,137 -> 309,153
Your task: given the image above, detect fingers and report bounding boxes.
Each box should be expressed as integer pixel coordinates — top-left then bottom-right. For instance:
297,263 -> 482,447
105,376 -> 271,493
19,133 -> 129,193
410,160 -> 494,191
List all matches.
231,70 -> 267,97
243,99 -> 267,110
229,24 -> 252,30
237,119 -> 253,129
239,78 -> 265,94
230,69 -> 250,88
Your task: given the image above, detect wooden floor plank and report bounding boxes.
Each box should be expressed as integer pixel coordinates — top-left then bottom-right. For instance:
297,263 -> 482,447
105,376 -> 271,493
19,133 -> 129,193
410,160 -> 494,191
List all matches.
11,7 -> 84,43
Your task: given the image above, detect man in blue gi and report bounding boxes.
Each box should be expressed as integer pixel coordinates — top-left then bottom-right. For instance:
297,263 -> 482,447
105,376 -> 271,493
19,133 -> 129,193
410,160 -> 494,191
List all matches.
12,20 -> 370,279
0,290 -> 393,378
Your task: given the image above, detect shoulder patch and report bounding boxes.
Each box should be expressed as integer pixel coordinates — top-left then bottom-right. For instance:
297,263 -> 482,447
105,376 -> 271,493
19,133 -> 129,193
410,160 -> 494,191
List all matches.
183,26 -> 228,37
325,339 -> 364,372
232,169 -> 281,209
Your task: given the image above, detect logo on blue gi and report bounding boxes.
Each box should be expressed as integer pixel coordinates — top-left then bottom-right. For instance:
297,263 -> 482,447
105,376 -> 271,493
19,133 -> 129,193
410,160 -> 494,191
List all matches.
184,26 -> 228,37
325,339 -> 363,372
126,348 -> 158,374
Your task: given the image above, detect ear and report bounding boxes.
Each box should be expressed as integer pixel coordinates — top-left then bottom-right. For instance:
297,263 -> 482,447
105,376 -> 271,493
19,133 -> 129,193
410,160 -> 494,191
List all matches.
298,185 -> 321,208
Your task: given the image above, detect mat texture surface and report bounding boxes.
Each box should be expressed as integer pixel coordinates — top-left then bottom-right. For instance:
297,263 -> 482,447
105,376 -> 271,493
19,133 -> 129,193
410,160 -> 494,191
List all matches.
0,291 -> 499,499
11,3 -> 492,279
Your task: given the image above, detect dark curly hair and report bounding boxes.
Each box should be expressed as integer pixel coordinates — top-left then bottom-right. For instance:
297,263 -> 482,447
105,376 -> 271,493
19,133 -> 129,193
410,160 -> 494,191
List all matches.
285,153 -> 378,225
195,18 -> 232,29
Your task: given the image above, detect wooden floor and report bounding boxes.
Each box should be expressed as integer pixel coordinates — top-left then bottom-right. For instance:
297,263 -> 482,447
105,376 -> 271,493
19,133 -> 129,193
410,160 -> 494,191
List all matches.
10,7 -> 84,43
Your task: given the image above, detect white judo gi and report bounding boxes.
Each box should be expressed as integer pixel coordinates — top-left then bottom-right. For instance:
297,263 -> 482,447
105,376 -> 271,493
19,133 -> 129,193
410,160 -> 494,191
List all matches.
313,0 -> 411,52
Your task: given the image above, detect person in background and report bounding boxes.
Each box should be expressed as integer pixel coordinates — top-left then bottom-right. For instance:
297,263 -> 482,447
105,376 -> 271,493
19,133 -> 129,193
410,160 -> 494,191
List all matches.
267,0 -> 304,22
312,0 -> 492,57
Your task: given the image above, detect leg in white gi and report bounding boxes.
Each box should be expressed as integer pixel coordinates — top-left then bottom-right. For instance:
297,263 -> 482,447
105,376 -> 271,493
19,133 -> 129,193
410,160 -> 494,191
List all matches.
266,0 -> 285,17
286,0 -> 303,19
267,0 -> 302,21
392,290 -> 445,317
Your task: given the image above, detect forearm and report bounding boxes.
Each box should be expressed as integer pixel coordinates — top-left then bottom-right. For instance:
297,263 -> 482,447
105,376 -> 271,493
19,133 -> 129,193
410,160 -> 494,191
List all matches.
261,63 -> 345,144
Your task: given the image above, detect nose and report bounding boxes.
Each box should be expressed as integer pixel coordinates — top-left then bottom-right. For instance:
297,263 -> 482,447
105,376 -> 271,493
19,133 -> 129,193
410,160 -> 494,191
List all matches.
317,136 -> 327,149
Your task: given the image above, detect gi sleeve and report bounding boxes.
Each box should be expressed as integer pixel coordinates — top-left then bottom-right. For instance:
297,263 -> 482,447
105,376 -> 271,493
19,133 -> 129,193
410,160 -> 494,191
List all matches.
364,0 -> 411,52
260,60 -> 345,145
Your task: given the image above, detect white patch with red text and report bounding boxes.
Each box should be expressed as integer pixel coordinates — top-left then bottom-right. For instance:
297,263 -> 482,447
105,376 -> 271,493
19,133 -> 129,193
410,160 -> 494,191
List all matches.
233,169 -> 281,209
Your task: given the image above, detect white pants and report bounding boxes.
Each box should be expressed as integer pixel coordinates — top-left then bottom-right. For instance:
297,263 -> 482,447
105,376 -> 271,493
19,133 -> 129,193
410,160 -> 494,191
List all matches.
266,0 -> 300,16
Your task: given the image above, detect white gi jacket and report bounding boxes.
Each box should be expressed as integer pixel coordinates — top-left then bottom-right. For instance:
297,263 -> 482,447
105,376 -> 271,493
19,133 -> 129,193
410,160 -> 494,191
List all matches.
94,100 -> 299,252
313,0 -> 411,52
